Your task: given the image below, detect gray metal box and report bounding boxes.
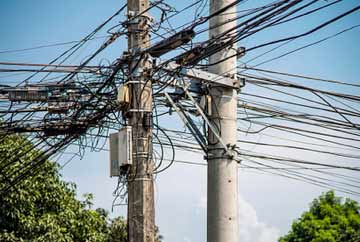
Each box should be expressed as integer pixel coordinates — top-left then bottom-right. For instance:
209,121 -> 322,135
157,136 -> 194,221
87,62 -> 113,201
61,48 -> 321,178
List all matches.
109,126 -> 132,177
109,132 -> 120,177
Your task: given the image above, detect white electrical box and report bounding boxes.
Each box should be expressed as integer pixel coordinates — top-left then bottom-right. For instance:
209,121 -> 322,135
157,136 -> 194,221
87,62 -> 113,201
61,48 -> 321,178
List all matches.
109,126 -> 133,177
118,126 -> 133,166
117,84 -> 130,105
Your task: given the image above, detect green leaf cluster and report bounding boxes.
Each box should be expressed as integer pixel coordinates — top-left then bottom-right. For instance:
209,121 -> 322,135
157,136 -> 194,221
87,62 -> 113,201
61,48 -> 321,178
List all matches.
279,191 -> 360,242
0,135 -> 109,242
0,134 -> 162,242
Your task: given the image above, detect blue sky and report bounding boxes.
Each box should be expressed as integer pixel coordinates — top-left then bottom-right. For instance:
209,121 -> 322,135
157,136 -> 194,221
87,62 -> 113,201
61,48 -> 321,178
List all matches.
1,1 -> 360,242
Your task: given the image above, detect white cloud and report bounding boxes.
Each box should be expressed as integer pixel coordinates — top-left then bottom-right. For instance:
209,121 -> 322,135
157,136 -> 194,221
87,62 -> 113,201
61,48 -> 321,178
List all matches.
197,195 -> 207,209
196,195 -> 280,242
183,237 -> 192,242
239,195 -> 280,242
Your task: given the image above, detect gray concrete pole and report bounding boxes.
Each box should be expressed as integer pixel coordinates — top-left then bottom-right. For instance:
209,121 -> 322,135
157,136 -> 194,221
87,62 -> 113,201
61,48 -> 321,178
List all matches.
207,1 -> 239,242
126,0 -> 155,241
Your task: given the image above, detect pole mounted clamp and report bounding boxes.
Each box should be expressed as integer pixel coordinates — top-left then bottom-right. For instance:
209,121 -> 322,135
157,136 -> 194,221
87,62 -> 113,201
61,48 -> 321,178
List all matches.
163,62 -> 241,89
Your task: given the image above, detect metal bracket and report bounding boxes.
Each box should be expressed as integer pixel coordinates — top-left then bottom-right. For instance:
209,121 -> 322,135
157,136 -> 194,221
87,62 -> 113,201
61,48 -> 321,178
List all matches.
163,62 -> 240,89
181,85 -> 236,159
164,93 -> 207,152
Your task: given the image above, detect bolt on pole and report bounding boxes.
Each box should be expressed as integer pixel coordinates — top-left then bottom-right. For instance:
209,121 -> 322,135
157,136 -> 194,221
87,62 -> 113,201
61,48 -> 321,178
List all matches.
126,0 -> 155,241
207,0 -> 239,242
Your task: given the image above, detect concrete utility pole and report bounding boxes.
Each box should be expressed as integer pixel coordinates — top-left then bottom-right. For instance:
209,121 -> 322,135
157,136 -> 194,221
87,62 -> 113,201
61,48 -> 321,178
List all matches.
207,0 -> 239,242
126,0 -> 155,241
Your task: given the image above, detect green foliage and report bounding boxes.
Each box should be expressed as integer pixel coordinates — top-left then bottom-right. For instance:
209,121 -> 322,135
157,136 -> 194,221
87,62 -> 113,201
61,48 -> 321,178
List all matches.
107,217 -> 128,242
105,216 -> 162,242
155,226 -> 164,242
279,191 -> 360,242
0,134 -> 162,242
0,135 -> 108,242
